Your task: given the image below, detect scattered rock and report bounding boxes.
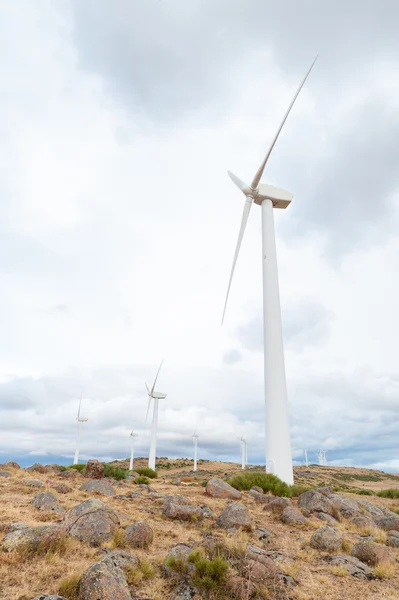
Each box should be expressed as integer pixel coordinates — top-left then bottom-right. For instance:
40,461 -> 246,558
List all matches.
201,505 -> 213,518
24,479 -> 44,488
249,489 -> 272,504
32,492 -> 65,515
80,479 -> 116,496
310,526 -> 343,552
59,469 -> 82,479
100,549 -> 139,571
227,576 -> 257,599
4,461 -> 20,469
83,459 -> 105,479
125,521 -> 153,548
314,512 -> 339,526
50,482 -> 72,494
171,584 -> 200,600
31,596 -> 68,600
164,544 -> 193,576
262,496 -> 291,515
205,478 -> 241,499
1,525 -> 64,552
64,498 -> 120,546
281,507 -> 307,525
328,494 -> 361,518
44,464 -> 62,473
351,516 -> 374,528
172,478 -> 181,485
163,502 -> 203,521
358,499 -> 388,520
250,485 -> 264,494
6,522 -> 28,532
386,530 -> 399,548
26,463 -> 46,474
115,492 -> 142,500
216,502 -> 252,531
0,470 -> 11,477
323,555 -> 376,580
255,527 -> 273,545
350,539 -> 390,566
375,516 -> 399,531
78,556 -> 132,600
298,490 -> 338,518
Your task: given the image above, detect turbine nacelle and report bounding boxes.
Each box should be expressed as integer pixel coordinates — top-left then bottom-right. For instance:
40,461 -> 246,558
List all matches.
151,391 -> 167,400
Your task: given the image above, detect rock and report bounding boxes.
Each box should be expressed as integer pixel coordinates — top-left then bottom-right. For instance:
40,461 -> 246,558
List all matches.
163,502 -> 203,521
262,496 -> 291,515
24,479 -> 44,488
281,507 -> 307,525
164,544 -> 193,576
50,482 -> 72,494
59,469 -> 82,479
351,516 -> 374,528
323,555 -> 376,580
32,492 -> 65,515
26,463 -> 46,474
255,528 -> 272,545
240,558 -> 280,583
44,464 -> 62,473
115,492 -> 142,500
386,530 -> 399,548
127,471 -> 140,479
205,478 -> 241,499
216,502 -> 252,531
172,478 -> 181,485
350,539 -> 390,566
171,584 -> 199,600
80,479 -> 116,496
328,494 -> 361,518
83,459 -> 105,479
315,512 -> 339,526
317,486 -> 333,496
298,490 -> 338,518
4,461 -> 20,469
1,525 -> 64,552
0,470 -> 11,477
201,505 -> 213,518
125,521 -> 153,548
357,499 -> 388,520
249,489 -> 272,504
100,549 -> 139,571
78,557 -> 131,600
31,596 -> 68,600
6,522 -> 28,532
227,576 -> 257,599
375,516 -> 399,531
250,485 -> 264,494
64,498 -> 120,546
310,526 -> 343,552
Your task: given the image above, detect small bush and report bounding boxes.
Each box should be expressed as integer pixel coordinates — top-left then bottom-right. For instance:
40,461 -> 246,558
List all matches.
341,539 -> 352,553
59,573 -> 81,599
134,467 -> 157,479
374,562 -> 396,579
165,555 -> 189,576
191,555 -> 229,595
103,464 -> 129,480
126,558 -> 157,586
377,488 -> 399,499
67,464 -> 85,472
330,565 -> 348,577
290,485 -> 312,497
133,476 -> 150,485
112,527 -> 127,548
200,480 -> 208,487
227,472 -> 292,497
353,489 -> 374,496
59,465 -> 67,472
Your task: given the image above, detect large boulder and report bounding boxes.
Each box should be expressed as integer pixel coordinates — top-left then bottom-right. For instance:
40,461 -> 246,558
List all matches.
1,525 -> 64,552
31,492 -> 65,515
327,493 -> 361,518
216,502 -> 252,531
386,531 -> 399,548
164,544 -> 193,577
125,522 -> 153,548
59,469 -> 82,479
375,516 -> 399,531
4,461 -> 20,469
310,526 -> 343,552
26,463 -> 46,474
351,516 -> 374,529
24,479 -> 44,488
262,497 -> 291,516
298,490 -> 338,518
323,555 -> 376,580
350,540 -> 390,566
314,512 -> 339,526
83,459 -> 105,479
78,551 -> 136,600
249,489 -> 272,504
44,464 -> 62,473
0,470 -> 11,478
64,499 -> 120,546
281,507 -> 307,525
205,478 -> 241,499
163,502 -> 203,521
50,482 -> 72,494
80,479 -> 115,496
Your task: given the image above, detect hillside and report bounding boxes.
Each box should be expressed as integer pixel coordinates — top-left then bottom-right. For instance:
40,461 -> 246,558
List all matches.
0,459 -> 398,600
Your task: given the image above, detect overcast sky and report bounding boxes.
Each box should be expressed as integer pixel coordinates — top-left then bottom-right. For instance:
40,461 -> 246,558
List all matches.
1,0 -> 398,471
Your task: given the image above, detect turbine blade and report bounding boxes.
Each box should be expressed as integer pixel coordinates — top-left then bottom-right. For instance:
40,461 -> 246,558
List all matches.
150,359 -> 164,395
145,382 -> 149,393
228,171 -> 252,195
221,196 -> 253,325
77,396 -> 82,419
250,56 -> 317,190
145,397 -> 152,421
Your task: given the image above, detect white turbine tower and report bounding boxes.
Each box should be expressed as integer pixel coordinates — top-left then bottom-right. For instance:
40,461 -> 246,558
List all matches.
73,396 -> 88,465
192,432 -> 199,472
222,59 -> 317,485
145,361 -> 167,471
129,431 -> 138,471
304,449 -> 309,467
239,436 -> 247,469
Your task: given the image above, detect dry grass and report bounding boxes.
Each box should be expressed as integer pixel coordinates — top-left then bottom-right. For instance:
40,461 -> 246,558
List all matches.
330,565 -> 349,577
374,562 -> 396,579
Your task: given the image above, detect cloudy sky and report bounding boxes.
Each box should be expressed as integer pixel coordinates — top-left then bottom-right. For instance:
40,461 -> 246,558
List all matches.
1,0 -> 399,471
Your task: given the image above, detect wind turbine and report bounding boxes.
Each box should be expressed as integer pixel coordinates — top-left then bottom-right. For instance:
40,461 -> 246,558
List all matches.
222,58 -> 317,485
304,449 -> 309,467
192,432 -> 199,472
129,431 -> 138,471
73,396 -> 88,465
145,360 -> 167,471
238,436 -> 247,469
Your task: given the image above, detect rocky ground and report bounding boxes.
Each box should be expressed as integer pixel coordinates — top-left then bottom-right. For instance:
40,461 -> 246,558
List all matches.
0,459 -> 398,600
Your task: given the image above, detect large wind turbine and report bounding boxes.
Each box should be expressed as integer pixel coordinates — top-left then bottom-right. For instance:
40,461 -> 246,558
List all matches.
239,436 -> 248,469
145,361 -> 167,471
73,396 -> 88,465
192,432 -> 199,472
129,431 -> 138,471
222,59 -> 317,485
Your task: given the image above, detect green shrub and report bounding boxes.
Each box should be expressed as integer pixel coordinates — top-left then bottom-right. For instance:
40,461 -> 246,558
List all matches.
377,488 -> 399,499
133,476 -> 150,485
167,549 -> 228,598
227,472 -> 292,497
290,485 -> 312,497
200,480 -> 208,487
67,464 -> 85,473
58,465 -> 67,472
353,488 -> 374,496
103,464 -> 129,480
134,467 -> 158,479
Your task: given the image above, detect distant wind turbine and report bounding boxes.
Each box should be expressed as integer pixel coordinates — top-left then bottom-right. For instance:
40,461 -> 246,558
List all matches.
222,58 -> 317,485
145,360 -> 167,471
239,436 -> 248,470
192,432 -> 199,472
129,431 -> 138,471
73,396 -> 88,465
304,449 -> 309,467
